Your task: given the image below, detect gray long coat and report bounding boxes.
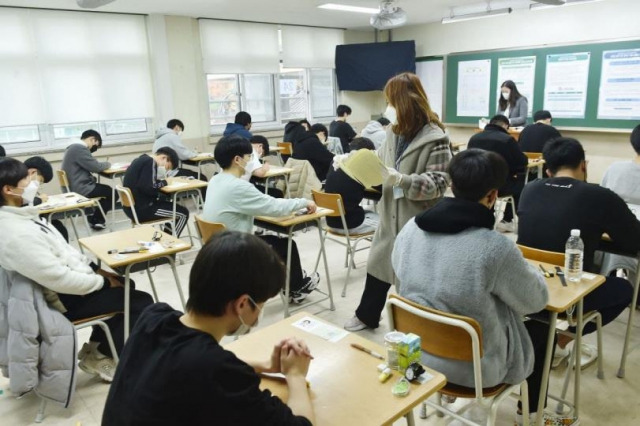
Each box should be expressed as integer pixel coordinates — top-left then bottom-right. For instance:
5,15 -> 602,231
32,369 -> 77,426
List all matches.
367,123 -> 452,285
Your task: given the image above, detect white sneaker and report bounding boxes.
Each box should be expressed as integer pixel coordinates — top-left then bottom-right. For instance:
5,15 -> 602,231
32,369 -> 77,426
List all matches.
496,220 -> 516,233
78,348 -> 116,382
77,342 -> 98,361
552,344 -> 570,369
344,315 -> 368,331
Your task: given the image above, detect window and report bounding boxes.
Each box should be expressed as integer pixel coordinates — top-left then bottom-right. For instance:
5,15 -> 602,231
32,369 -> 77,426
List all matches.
53,122 -> 100,140
105,118 -> 149,136
0,125 -> 40,144
206,69 -> 336,133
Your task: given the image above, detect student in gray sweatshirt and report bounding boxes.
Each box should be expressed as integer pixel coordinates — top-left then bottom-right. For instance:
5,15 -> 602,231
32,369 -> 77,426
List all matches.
392,149 -> 572,425
61,130 -> 113,229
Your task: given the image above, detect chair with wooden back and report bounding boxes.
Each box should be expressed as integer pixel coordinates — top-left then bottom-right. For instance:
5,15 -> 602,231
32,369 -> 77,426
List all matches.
524,152 -> 543,161
311,189 -> 374,297
115,185 -> 173,229
386,294 -> 530,426
194,215 -> 226,244
57,170 -> 71,193
277,141 -> 293,156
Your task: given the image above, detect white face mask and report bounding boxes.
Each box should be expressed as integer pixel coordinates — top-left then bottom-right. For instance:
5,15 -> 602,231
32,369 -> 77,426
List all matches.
501,91 -> 510,101
237,156 -> 249,174
17,180 -> 39,205
157,165 -> 167,180
384,105 -> 398,125
232,296 -> 263,336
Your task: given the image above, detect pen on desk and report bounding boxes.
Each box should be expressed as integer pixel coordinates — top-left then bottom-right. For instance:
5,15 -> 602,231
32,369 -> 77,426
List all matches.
350,343 -> 385,360
555,266 -> 567,287
538,264 -> 551,278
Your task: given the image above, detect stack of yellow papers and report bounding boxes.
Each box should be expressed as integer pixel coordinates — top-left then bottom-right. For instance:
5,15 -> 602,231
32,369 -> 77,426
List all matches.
340,150 -> 385,189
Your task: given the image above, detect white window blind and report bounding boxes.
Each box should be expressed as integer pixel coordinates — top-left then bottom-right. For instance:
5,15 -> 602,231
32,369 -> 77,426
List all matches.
0,8 -> 153,127
281,26 -> 344,69
200,20 -> 280,74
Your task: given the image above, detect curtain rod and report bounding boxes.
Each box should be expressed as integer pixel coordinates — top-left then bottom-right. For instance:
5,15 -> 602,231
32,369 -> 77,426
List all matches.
197,17 -> 346,31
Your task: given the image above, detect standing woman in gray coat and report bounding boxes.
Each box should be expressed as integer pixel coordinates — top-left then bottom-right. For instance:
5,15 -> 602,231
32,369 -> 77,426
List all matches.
344,73 -> 452,331
497,80 -> 528,127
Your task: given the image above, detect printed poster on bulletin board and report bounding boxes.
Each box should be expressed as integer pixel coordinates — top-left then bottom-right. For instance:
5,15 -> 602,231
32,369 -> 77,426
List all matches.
597,48 -> 640,120
457,59 -> 491,117
543,52 -> 591,118
497,56 -> 536,115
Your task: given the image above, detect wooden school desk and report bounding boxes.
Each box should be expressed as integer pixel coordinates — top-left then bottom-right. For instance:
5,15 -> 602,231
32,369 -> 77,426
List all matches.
160,177 -> 208,237
79,226 -> 190,340
254,208 -> 335,318
525,159 -> 546,184
182,153 -> 216,180
226,312 -> 447,426
528,260 -> 605,426
99,163 -> 129,223
260,166 -> 294,198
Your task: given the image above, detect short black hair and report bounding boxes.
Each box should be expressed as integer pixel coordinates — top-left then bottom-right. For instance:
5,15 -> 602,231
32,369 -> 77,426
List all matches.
336,105 -> 352,117
234,111 -> 252,126
377,117 -> 391,126
24,156 -> 53,183
0,157 -> 28,207
630,124 -> 640,155
0,145 -> 5,157
249,135 -> 270,156
167,119 -> 184,131
533,110 -> 552,122
155,146 -> 180,170
81,129 -> 102,145
214,135 -> 252,169
186,231 -> 285,316
448,149 -> 508,202
349,137 -> 375,151
489,115 -> 509,127
543,137 -> 585,174
300,119 -> 311,129
310,123 -> 328,139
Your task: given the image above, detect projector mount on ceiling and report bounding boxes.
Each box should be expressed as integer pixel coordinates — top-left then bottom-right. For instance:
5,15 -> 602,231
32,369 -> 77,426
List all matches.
370,0 -> 408,30
76,0 -> 116,9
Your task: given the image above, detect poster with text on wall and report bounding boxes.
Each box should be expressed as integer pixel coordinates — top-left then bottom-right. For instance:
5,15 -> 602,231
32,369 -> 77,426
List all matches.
457,59 -> 491,117
497,56 -> 536,115
543,52 -> 590,118
597,49 -> 640,120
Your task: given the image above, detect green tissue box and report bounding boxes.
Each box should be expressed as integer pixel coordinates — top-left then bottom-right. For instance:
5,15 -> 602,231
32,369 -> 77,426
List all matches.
398,333 -> 421,372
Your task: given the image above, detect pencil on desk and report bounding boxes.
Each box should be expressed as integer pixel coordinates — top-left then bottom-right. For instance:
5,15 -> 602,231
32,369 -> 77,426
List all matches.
350,343 -> 385,360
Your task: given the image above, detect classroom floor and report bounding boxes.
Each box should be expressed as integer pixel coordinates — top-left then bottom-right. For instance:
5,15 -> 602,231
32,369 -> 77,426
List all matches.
1,208 -> 639,425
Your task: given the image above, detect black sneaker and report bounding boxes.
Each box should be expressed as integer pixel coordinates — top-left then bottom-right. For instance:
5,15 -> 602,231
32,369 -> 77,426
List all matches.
289,290 -> 308,304
300,273 -> 320,293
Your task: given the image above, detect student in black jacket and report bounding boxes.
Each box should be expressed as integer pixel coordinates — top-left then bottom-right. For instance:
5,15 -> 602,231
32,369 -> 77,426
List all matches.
289,122 -> 335,181
468,114 -> 527,227
103,232 -> 314,426
518,137 -> 638,367
329,104 -> 356,153
324,137 -> 379,234
518,110 -> 562,153
122,146 -> 189,236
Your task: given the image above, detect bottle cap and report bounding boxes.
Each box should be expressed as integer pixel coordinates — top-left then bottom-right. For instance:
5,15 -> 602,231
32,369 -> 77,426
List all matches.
571,229 -> 581,237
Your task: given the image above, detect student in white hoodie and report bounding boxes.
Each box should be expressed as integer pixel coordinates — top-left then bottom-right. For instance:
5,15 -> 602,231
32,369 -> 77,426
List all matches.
0,158 -> 154,382
360,117 -> 390,150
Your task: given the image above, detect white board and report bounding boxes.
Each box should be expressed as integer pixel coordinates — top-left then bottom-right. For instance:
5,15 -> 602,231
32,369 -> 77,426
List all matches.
416,59 -> 444,120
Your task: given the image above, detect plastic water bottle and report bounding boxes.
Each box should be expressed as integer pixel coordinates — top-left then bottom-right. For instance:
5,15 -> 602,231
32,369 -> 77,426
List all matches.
565,229 -> 584,282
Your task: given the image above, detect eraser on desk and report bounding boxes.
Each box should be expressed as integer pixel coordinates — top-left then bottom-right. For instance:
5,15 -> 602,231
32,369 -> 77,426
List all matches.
378,368 -> 392,383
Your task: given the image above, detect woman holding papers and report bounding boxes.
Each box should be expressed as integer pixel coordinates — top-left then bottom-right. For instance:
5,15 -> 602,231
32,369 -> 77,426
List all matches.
497,80 -> 528,127
344,72 -> 452,332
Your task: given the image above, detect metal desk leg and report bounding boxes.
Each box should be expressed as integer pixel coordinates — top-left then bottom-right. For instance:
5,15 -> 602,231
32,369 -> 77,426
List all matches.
111,184 -> 117,224
316,219 -> 335,310
525,171 -> 530,185
536,312 -> 558,426
618,258 -> 640,378
124,264 -> 132,341
284,227 -> 293,317
171,193 -> 178,237
284,175 -> 291,198
537,164 -> 543,179
574,300 -> 584,418
167,255 -> 186,309
264,177 -> 270,195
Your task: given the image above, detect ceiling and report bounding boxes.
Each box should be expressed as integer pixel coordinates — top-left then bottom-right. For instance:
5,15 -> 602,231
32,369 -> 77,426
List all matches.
0,0 -> 556,30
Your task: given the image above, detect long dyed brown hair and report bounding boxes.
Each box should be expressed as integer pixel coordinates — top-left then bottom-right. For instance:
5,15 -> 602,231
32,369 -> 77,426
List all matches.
384,72 -> 445,141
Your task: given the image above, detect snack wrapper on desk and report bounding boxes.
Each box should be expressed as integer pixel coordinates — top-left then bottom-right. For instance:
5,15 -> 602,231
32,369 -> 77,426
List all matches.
398,333 -> 421,372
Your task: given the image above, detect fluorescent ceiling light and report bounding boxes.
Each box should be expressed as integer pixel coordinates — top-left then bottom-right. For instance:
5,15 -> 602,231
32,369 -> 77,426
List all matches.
318,3 -> 380,14
530,0 -> 604,11
442,7 -> 512,24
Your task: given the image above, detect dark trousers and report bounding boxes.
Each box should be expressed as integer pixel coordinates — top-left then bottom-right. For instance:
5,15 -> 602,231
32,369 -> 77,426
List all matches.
59,281 -> 153,357
253,183 -> 284,199
86,183 -> 116,225
355,273 -> 391,328
518,320 -> 556,412
124,202 -> 190,237
175,168 -> 208,200
574,276 -> 632,334
259,235 -> 304,292
498,176 -> 525,223
51,219 -> 69,242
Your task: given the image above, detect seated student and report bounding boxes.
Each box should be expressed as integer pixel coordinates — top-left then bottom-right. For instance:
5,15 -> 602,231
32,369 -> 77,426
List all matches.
290,122 -> 334,182
600,124 -> 640,283
223,111 -> 253,139
249,135 -> 283,198
202,136 -> 320,303
24,156 -> 69,242
392,149 -> 575,425
324,137 -> 379,235
518,110 -> 562,154
153,118 -> 208,184
361,117 -> 391,150
0,145 -> 5,157
518,137 -> 639,367
300,118 -> 311,131
61,129 -> 115,230
122,147 -> 190,237
242,135 -> 270,181
0,158 -> 153,382
102,232 -> 314,426
468,114 -> 527,230
330,104 -> 356,154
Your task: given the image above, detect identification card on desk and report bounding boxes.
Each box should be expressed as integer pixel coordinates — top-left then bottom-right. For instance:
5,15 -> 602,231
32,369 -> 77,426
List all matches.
293,316 -> 348,342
